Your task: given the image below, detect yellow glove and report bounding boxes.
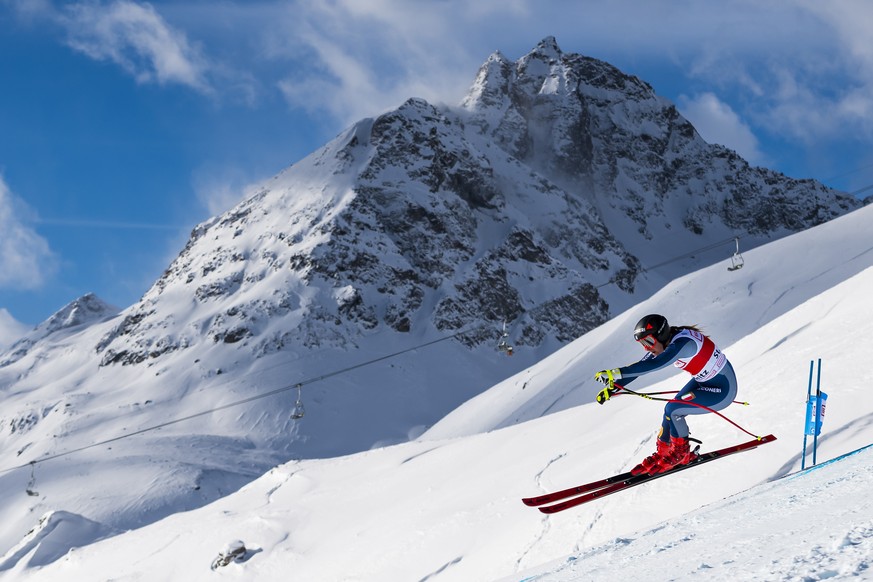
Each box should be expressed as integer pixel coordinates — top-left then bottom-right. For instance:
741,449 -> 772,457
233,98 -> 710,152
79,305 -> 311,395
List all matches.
594,369 -> 622,405
594,369 -> 621,385
596,385 -> 621,404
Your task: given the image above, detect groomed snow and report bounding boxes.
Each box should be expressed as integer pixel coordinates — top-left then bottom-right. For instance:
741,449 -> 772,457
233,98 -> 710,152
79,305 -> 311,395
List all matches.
507,445 -> 873,581
2,199 -> 872,580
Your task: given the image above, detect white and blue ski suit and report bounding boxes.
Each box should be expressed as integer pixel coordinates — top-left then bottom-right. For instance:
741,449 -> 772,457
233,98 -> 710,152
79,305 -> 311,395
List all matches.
617,328 -> 737,441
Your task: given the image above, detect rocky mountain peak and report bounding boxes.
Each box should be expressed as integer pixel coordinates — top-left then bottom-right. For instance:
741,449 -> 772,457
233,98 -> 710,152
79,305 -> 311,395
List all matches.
0,293 -> 118,367
42,293 -> 118,332
85,38 -> 861,373
514,35 -> 564,93
460,50 -> 514,112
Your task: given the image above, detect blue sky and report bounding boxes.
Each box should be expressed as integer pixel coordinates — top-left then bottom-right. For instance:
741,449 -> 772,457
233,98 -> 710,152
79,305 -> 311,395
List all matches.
1,0 -> 872,334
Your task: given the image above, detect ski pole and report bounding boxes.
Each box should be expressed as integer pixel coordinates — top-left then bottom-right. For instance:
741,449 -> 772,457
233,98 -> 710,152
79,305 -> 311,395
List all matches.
611,383 -> 763,440
618,389 -> 750,405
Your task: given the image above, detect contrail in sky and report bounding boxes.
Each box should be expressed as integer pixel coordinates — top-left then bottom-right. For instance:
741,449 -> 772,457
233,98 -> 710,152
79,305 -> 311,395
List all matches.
35,218 -> 187,230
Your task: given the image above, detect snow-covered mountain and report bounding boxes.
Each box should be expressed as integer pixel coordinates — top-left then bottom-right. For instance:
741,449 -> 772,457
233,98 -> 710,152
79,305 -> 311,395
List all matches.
94,37 -> 859,368
0,37 -> 865,565
4,201 -> 873,581
0,293 -> 118,367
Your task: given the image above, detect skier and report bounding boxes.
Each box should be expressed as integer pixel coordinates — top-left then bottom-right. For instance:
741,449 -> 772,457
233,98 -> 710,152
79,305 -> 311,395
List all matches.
594,314 -> 738,476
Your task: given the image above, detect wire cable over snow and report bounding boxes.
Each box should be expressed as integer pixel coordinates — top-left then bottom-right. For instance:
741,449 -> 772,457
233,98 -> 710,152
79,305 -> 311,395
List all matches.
0,234 -> 747,476
594,235 -> 742,290
0,325 -> 483,475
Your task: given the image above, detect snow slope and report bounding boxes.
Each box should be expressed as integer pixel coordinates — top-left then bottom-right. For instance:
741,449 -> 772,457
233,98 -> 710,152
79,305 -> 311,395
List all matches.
0,39 -> 863,564
424,195 -> 873,438
507,444 -> 873,581
3,193 -> 872,580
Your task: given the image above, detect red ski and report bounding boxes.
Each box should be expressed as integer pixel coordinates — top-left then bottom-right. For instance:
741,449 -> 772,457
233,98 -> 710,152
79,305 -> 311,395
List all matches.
522,471 -> 636,507
525,434 -> 776,514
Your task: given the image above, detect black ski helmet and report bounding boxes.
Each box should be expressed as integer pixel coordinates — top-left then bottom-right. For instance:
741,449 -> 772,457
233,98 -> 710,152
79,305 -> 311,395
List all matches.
633,314 -> 671,344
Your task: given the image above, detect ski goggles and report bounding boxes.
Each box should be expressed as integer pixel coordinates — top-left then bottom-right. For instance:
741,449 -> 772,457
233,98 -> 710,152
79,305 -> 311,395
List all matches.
635,333 -> 657,347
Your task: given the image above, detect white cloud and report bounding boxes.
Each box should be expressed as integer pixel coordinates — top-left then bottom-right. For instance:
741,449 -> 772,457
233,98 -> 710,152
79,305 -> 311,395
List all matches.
0,176 -> 57,290
796,0 -> 873,134
265,0 -> 873,151
59,0 -> 213,94
191,163 -> 263,217
11,0 -> 873,182
801,0 -> 873,76
676,1 -> 873,145
677,92 -> 766,165
32,0 -> 873,150
0,307 -> 30,349
271,0 -> 518,126
5,0 -> 54,19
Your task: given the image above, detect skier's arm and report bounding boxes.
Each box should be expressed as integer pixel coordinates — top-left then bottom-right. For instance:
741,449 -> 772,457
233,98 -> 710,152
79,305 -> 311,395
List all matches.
595,337 -> 696,404
617,337 -> 697,381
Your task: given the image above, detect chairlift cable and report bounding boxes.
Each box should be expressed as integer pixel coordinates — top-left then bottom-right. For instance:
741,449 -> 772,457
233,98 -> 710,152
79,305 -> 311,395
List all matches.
0,235 -> 745,475
641,236 -> 739,272
850,183 -> 873,196
595,235 -> 742,289
0,324 -> 487,476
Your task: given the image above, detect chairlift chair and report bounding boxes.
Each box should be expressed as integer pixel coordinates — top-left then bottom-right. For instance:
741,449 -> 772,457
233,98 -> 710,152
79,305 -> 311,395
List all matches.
497,320 -> 514,356
290,384 -> 305,420
728,237 -> 744,272
26,462 -> 39,497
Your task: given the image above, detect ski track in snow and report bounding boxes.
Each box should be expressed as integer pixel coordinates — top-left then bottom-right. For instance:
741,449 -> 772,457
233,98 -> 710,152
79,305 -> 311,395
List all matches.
418,556 -> 464,582
517,452 -> 569,571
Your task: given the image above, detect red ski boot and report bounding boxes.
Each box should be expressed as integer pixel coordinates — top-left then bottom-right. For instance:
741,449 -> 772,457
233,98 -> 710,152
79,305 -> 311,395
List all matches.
651,437 -> 698,474
631,438 -> 672,475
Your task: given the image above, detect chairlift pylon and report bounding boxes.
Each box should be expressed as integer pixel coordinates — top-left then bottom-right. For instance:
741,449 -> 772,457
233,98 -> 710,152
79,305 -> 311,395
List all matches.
728,237 -> 744,272
497,320 -> 514,356
290,384 -> 305,420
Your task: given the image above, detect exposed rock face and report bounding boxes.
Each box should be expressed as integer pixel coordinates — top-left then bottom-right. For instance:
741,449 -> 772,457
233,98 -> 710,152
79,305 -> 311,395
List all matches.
88,37 -> 859,368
